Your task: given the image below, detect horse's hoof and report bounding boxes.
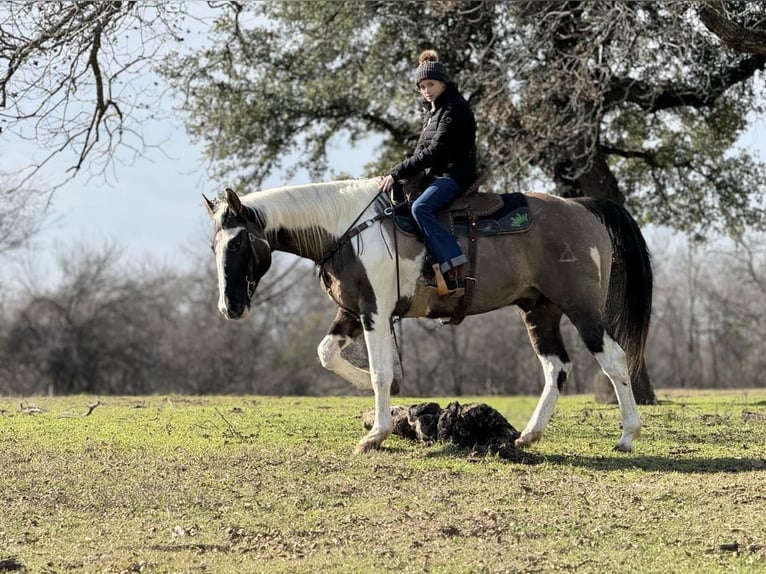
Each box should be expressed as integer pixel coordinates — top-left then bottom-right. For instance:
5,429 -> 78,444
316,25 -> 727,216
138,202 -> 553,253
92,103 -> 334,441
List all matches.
355,437 -> 381,454
515,431 -> 541,448
613,442 -> 634,453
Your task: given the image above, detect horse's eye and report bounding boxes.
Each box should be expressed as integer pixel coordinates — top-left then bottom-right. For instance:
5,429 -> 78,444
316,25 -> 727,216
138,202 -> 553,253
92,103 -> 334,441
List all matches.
227,237 -> 242,251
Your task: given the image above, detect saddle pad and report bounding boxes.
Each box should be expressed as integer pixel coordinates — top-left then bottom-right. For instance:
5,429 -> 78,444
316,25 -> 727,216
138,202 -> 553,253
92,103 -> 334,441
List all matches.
394,193 -> 531,238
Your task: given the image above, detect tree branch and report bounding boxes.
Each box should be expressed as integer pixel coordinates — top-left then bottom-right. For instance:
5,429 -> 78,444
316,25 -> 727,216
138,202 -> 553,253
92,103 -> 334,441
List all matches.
699,1 -> 766,56
605,53 -> 766,111
601,144 -> 692,169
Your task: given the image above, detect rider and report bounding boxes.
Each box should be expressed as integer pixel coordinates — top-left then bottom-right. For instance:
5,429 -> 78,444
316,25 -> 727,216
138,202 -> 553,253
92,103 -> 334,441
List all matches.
378,49 -> 477,296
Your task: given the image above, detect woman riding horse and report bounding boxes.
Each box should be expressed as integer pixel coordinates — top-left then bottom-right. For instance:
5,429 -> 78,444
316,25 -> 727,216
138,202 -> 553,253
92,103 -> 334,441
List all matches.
378,49 -> 477,296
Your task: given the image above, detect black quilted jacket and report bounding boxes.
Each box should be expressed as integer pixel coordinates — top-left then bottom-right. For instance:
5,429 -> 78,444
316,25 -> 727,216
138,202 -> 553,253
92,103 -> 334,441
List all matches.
390,85 -> 477,190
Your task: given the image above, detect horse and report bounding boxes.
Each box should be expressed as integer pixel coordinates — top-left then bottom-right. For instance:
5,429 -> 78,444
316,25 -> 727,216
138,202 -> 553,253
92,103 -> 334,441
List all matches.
203,177 -> 652,454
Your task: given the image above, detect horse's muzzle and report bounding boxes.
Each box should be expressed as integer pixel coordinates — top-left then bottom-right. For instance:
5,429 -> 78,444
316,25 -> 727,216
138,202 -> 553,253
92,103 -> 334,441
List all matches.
219,301 -> 250,320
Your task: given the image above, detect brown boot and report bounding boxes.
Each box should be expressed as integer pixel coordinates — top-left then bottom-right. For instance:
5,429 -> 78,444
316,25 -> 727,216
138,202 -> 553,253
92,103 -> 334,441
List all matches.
443,266 -> 465,297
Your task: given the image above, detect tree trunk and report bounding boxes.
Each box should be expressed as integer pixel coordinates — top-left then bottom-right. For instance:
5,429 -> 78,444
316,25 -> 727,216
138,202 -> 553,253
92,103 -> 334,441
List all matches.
556,148 -> 657,405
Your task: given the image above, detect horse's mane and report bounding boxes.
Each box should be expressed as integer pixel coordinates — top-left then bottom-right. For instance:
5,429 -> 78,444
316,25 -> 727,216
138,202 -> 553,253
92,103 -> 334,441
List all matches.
239,178 -> 379,237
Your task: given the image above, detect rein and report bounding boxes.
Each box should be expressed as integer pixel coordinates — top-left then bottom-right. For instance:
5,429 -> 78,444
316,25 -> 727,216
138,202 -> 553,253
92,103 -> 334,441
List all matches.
317,191 -> 392,270
239,209 -> 271,300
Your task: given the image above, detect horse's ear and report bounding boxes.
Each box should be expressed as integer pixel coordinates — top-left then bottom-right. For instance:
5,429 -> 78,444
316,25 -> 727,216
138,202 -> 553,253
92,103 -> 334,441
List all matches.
224,187 -> 244,216
202,194 -> 216,218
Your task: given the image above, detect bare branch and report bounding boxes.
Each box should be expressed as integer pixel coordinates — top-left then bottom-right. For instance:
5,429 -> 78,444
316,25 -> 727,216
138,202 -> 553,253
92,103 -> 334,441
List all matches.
0,1 -> 203,188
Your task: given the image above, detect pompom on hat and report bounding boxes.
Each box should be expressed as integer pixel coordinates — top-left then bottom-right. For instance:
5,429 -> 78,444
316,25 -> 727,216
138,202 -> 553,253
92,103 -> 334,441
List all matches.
414,49 -> 451,85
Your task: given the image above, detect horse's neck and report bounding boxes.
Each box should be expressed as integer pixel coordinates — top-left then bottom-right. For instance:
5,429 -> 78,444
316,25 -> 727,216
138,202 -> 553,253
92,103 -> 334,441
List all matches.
247,179 -> 379,262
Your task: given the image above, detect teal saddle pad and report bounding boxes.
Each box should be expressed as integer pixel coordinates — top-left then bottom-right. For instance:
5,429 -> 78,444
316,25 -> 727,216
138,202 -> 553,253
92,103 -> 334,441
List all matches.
394,193 -> 531,238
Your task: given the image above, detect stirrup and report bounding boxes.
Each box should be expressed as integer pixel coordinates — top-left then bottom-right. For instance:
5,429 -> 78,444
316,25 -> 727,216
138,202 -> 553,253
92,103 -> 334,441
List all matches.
433,263 -> 465,299
444,276 -> 465,298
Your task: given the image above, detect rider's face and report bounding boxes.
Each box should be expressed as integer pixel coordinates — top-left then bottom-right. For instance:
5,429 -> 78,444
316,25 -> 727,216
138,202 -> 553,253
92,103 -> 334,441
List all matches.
418,79 -> 446,102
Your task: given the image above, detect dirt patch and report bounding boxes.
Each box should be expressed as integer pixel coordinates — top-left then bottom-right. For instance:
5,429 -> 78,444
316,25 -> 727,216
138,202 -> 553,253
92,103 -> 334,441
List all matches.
743,410 -> 766,423
0,557 -> 25,572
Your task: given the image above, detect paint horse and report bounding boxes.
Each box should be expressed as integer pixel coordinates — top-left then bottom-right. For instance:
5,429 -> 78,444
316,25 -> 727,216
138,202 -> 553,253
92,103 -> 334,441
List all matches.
204,178 -> 652,454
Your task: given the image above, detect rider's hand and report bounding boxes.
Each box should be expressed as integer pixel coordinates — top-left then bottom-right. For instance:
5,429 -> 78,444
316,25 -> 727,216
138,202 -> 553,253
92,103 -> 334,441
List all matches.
378,175 -> 395,195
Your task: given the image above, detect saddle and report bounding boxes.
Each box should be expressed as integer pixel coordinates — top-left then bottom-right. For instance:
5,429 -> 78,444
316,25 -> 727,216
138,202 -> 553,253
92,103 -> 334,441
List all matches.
394,192 -> 531,238
394,172 -> 531,238
393,175 -> 532,325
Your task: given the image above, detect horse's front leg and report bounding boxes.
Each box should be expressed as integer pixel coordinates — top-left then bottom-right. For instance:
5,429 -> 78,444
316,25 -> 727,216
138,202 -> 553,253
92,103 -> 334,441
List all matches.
317,307 -> 401,394
355,310 -> 395,454
317,308 -> 371,390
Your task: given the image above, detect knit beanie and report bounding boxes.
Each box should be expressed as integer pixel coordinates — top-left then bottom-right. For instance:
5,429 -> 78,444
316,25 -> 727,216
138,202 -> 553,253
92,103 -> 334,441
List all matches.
414,50 -> 451,85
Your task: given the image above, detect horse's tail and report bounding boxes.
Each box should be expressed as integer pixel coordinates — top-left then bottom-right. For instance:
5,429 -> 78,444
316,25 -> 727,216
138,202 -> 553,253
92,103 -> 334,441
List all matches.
577,198 -> 652,382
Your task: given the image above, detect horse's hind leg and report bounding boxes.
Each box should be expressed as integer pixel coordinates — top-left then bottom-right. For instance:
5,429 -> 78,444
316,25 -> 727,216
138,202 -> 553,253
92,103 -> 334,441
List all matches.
569,316 -> 641,452
317,308 -> 401,394
517,299 -> 573,447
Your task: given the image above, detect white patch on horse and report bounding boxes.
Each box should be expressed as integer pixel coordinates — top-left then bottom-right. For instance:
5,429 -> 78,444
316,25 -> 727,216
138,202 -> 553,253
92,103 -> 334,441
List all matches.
518,354 -> 572,446
238,179 -> 381,249
317,335 -> 372,390
594,333 -> 642,452
589,246 -> 601,284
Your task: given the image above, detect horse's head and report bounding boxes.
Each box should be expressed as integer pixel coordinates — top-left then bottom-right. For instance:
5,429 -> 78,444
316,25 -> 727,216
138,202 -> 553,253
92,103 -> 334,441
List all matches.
204,188 -> 272,320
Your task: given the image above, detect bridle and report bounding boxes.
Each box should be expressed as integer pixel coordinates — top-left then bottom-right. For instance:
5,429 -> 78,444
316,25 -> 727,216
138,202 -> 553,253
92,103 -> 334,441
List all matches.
222,206 -> 272,304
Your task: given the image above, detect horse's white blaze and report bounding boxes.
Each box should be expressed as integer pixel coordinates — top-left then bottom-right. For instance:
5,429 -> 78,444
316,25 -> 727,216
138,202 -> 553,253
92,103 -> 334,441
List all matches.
594,333 -> 641,452
589,246 -> 601,284
519,354 -> 572,445
215,226 -> 245,317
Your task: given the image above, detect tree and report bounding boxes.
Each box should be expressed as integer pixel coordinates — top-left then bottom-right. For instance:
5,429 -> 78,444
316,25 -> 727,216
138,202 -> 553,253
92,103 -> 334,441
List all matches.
3,245 -> 178,394
163,1 -> 765,236
0,1 -> 207,186
161,1 -> 766,403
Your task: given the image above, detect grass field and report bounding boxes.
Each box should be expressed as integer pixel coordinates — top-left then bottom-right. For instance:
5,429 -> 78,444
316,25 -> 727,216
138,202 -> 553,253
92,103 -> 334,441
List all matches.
1,389 -> 765,573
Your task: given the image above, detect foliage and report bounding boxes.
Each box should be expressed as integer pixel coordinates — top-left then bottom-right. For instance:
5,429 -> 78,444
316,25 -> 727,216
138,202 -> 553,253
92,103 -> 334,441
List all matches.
0,392 -> 765,572
161,1 -> 766,238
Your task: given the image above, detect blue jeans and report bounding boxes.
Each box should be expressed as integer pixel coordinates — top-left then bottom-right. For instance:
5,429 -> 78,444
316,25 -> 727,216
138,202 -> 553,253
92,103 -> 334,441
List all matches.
411,177 -> 468,273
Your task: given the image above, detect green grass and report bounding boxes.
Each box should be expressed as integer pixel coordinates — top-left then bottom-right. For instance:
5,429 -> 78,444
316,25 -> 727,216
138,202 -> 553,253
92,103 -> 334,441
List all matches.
1,390 -> 765,573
